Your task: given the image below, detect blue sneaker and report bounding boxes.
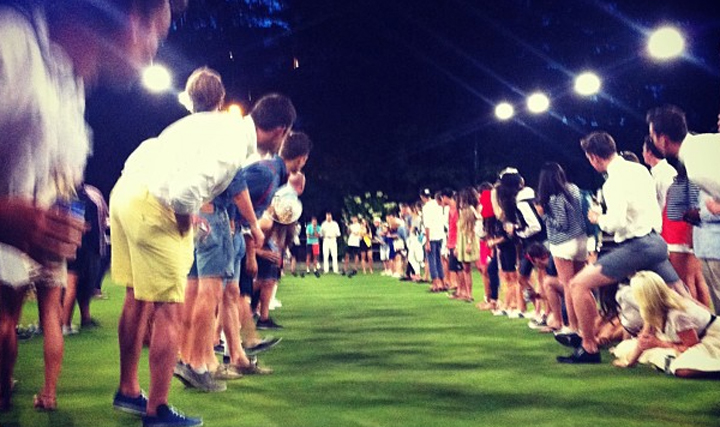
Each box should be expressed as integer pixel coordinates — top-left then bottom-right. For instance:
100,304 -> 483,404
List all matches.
142,404 -> 202,427
113,390 -> 148,416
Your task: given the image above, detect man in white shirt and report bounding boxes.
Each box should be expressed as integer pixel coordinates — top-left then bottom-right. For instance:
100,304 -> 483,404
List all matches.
559,132 -> 682,364
0,0 -> 179,417
343,216 -> 362,275
647,105 -> 720,214
420,189 -> 446,292
320,212 -> 341,273
110,88 -> 295,424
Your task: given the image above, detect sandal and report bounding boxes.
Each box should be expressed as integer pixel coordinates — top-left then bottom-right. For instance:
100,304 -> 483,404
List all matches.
33,393 -> 57,411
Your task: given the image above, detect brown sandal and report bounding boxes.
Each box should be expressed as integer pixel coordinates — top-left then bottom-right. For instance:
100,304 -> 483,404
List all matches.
33,393 -> 57,411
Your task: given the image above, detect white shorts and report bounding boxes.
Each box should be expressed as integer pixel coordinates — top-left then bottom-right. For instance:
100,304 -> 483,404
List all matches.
549,235 -> 588,262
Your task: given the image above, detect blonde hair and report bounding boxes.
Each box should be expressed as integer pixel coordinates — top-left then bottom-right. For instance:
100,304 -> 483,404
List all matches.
630,271 -> 686,331
185,67 -> 225,112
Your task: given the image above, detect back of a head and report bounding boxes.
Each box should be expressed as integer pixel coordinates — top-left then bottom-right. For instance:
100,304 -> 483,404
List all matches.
642,135 -> 664,160
537,162 -> 569,205
280,131 -> 312,161
646,105 -> 688,143
250,93 -> 296,132
186,67 -> 225,113
580,131 -> 616,159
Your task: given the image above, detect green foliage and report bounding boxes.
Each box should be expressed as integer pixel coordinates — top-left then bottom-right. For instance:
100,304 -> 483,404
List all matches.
341,191 -> 396,225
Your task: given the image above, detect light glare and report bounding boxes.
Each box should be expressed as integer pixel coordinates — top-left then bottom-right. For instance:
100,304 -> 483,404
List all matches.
574,72 -> 601,96
495,102 -> 514,120
648,27 -> 684,60
527,92 -> 550,114
228,104 -> 243,116
142,64 -> 172,93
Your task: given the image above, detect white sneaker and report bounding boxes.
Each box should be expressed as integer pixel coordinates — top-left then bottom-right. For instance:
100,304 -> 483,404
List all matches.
507,310 -> 524,319
269,299 -> 282,310
62,325 -> 79,336
492,309 -> 508,317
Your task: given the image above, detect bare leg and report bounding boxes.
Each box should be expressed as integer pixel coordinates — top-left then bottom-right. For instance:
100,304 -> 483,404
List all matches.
238,296 -> 260,344
221,283 -> 250,366
0,286 -> 26,409
186,277 -> 222,370
146,302 -> 182,416
36,285 -> 64,401
568,264 -> 615,353
118,288 -> 151,397
180,278 -> 199,362
62,272 -> 79,328
555,258 -> 579,331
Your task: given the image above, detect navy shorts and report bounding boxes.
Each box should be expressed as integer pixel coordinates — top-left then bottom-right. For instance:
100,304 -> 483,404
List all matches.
447,250 -> 463,272
497,242 -> 517,273
257,256 -> 281,281
188,209 -> 234,279
596,232 -> 680,283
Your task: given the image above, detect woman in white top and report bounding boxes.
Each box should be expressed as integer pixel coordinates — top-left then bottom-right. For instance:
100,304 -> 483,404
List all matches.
613,271 -> 719,378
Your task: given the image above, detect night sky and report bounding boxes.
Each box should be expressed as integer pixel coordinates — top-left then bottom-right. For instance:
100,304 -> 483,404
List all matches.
85,0 -> 720,218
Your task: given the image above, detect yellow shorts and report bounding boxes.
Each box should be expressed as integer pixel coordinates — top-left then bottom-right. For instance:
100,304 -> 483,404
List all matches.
109,178 -> 194,302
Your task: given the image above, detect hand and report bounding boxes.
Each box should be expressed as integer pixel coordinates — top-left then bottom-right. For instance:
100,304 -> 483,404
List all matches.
245,254 -> 258,278
503,222 -> 514,235
267,251 -> 282,266
251,223 -> 265,249
534,203 -> 544,217
0,199 -> 85,265
587,209 -> 600,224
175,213 -> 192,237
706,198 -> 720,215
637,333 -> 661,351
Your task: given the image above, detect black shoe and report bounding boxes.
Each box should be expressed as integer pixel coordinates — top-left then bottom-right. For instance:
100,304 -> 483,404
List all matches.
341,270 -> 346,276
256,317 -> 283,330
554,331 -> 582,348
348,270 -> 357,278
314,270 -> 321,278
556,347 -> 601,364
292,271 -> 298,277
243,336 -> 282,356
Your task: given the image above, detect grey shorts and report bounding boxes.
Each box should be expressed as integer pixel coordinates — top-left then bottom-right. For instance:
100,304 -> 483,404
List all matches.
596,232 -> 680,283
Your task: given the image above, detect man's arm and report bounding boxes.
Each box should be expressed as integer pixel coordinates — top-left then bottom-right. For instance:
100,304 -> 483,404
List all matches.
0,198 -> 85,264
233,189 -> 265,249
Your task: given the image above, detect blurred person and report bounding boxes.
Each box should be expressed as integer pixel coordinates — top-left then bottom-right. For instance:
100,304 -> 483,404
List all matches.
343,216 -> 361,275
613,271 -> 719,378
476,182 -> 500,311
360,218 -> 374,274
560,132 -> 684,365
643,136 -> 710,307
440,189 -> 462,297
454,187 -> 480,302
619,150 -> 640,163
694,190 -> 720,314
305,216 -> 321,275
420,188 -> 446,292
647,105 -> 720,214
320,212 -> 341,274
62,184 -> 109,335
0,0 -> 179,415
536,162 -> 588,338
110,90 -> 294,425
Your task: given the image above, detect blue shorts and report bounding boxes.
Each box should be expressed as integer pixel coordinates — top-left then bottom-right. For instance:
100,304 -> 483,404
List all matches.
187,209 -> 234,279
257,256 -> 281,281
230,231 -> 247,283
596,232 -> 680,283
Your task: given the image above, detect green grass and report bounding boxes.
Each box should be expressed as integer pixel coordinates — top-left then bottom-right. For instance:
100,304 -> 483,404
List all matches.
3,271 -> 719,427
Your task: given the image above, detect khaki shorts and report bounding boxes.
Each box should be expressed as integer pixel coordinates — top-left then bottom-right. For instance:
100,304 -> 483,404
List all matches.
110,178 -> 194,302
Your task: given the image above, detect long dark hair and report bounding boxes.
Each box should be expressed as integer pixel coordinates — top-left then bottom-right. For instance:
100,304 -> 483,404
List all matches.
537,162 -> 573,209
496,172 -> 522,223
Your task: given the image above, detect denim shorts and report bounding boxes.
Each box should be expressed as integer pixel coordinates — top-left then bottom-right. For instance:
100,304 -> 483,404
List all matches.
187,209 -> 234,279
597,232 -> 680,283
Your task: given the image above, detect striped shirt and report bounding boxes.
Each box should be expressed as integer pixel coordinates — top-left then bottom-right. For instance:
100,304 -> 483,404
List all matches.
543,183 -> 586,246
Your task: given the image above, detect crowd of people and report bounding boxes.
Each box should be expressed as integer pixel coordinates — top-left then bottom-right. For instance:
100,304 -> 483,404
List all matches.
292,106 -> 719,376
1,1 -> 719,426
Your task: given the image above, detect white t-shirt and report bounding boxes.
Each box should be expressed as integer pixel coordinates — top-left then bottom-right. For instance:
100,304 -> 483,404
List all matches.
347,222 -> 362,247
320,220 -> 341,240
422,199 -> 446,241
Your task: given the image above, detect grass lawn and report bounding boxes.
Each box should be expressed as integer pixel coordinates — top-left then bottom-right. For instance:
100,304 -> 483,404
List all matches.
2,270 -> 719,427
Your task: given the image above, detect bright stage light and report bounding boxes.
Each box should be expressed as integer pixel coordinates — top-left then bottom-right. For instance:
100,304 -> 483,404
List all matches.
227,104 -> 243,116
527,92 -> 550,114
495,102 -> 514,120
648,26 -> 685,60
142,64 -> 172,93
574,72 -> 601,96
